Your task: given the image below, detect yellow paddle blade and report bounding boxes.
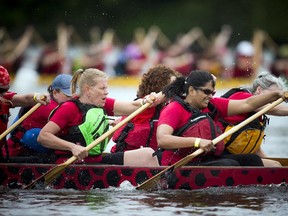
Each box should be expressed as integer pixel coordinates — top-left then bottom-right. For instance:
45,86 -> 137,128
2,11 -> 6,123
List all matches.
23,162 -> 69,189
136,149 -> 204,190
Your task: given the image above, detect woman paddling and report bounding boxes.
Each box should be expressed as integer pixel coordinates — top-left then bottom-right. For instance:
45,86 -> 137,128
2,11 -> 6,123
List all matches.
37,68 -> 160,166
3,74 -> 73,161
219,71 -> 288,167
156,70 -> 287,166
0,65 -> 49,161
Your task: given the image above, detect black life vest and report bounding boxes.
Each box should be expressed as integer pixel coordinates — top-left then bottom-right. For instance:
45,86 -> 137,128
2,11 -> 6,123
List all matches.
51,99 -> 109,156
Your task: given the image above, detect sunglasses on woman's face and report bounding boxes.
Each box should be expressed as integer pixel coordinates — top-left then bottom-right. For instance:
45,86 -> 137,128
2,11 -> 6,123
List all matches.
194,86 -> 216,96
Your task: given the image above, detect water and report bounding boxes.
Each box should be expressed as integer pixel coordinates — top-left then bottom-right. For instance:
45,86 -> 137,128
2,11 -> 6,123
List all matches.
2,67 -> 288,216
1,184 -> 288,216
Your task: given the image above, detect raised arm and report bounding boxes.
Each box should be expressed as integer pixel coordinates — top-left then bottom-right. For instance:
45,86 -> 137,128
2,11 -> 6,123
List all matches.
112,92 -> 164,116
227,90 -> 285,116
261,103 -> 288,116
11,93 -> 49,107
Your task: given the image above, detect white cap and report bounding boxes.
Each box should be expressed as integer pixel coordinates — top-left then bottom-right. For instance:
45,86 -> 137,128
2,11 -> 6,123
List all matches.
236,41 -> 254,56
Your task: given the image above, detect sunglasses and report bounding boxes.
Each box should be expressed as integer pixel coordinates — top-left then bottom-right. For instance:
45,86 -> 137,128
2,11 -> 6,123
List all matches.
0,88 -> 8,94
194,86 -> 216,96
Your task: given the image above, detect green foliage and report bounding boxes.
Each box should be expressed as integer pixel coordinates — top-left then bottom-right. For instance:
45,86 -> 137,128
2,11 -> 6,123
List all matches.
1,0 -> 288,44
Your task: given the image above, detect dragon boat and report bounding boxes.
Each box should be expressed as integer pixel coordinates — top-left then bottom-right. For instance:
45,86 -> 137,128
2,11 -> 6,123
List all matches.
0,158 -> 287,190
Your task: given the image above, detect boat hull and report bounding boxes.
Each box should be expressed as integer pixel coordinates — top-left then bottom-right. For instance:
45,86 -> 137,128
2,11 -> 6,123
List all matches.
0,163 -> 287,190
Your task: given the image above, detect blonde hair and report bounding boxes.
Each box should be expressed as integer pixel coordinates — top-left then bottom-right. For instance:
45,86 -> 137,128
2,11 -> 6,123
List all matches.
71,68 -> 107,95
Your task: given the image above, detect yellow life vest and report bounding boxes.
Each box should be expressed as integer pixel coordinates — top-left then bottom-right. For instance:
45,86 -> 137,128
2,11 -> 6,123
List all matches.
220,87 -> 269,154
223,118 -> 267,154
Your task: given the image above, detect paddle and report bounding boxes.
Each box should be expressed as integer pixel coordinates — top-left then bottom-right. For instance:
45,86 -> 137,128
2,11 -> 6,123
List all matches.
24,101 -> 153,189
0,103 -> 42,141
136,95 -> 287,190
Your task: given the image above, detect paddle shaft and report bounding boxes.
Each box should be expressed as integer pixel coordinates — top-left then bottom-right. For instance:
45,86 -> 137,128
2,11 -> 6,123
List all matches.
136,96 -> 285,190
0,103 -> 42,141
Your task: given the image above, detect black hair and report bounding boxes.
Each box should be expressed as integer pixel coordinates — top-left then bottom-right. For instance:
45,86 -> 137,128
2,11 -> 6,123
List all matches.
162,70 -> 215,99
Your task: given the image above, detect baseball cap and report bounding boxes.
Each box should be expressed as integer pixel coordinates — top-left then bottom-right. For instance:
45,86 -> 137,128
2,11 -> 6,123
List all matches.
236,41 -> 254,57
51,74 -> 72,96
0,65 -> 10,89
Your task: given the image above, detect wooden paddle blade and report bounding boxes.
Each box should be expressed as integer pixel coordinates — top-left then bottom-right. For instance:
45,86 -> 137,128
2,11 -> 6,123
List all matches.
23,163 -> 69,189
136,167 -> 173,191
23,174 -> 46,189
43,163 -> 69,185
136,149 -> 204,190
24,156 -> 77,190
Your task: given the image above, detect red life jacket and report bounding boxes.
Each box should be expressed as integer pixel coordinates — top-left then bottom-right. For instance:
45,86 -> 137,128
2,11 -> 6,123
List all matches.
162,97 -> 224,165
3,107 -> 33,158
0,103 -> 10,132
111,105 -> 161,152
0,102 -> 10,149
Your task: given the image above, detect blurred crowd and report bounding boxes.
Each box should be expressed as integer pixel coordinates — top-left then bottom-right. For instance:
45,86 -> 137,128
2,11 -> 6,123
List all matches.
1,24 -> 288,79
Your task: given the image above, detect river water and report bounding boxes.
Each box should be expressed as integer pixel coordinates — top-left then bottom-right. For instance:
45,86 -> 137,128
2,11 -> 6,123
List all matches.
1,68 -> 288,216
1,184 -> 288,216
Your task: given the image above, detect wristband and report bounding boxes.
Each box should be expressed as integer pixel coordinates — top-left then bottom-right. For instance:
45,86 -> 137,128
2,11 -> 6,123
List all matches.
33,93 -> 39,102
194,138 -> 201,148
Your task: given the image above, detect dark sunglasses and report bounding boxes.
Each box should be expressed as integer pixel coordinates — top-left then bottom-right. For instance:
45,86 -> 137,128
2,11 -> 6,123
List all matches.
0,88 -> 8,94
194,86 -> 216,96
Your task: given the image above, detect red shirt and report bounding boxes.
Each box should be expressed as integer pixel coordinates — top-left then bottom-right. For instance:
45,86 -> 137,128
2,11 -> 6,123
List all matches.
0,91 -> 16,148
50,98 -> 115,136
1,91 -> 16,101
22,99 -> 59,129
220,91 -> 252,130
158,98 -> 229,130
0,91 -> 16,119
0,92 -> 16,134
